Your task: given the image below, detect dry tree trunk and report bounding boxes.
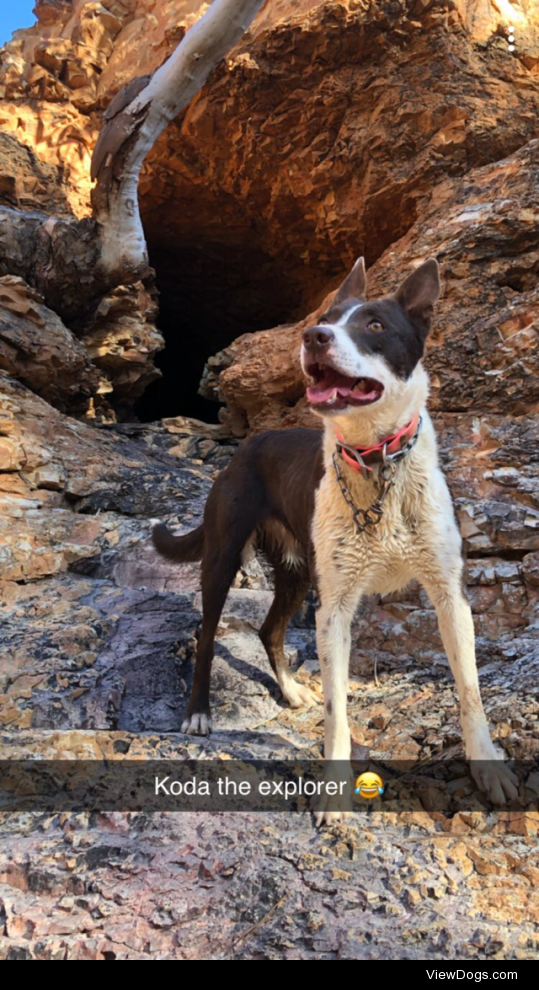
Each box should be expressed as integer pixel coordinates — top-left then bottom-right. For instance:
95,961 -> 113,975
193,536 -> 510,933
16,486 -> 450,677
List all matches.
92,0 -> 267,277
0,0 -> 266,326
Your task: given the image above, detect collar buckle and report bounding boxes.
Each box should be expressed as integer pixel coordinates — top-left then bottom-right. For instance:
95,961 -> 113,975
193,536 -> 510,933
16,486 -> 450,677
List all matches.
335,441 -> 371,480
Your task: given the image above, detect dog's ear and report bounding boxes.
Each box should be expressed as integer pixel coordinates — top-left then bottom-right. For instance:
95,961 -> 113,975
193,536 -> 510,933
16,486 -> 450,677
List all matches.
395,258 -> 440,332
332,257 -> 367,307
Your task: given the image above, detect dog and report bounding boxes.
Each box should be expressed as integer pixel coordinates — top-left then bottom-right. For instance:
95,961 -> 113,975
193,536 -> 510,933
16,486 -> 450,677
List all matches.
153,256 -> 518,824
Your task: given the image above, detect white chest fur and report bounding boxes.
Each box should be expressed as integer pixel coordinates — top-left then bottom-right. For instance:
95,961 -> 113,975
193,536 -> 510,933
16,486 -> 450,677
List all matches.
312,411 -> 459,597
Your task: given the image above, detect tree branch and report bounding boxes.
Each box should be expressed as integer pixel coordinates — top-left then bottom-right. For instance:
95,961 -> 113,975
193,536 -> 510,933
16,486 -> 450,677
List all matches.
0,2 -> 266,324
91,0 -> 266,277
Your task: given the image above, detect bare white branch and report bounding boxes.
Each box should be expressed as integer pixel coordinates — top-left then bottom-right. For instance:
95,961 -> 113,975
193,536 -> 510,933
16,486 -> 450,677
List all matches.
92,0 -> 266,276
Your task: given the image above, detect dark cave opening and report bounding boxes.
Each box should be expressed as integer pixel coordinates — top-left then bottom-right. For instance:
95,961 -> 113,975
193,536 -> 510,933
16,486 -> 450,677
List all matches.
135,241 -> 301,424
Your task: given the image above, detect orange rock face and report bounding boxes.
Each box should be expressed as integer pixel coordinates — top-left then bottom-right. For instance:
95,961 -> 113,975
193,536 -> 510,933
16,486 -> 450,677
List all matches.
142,0 -> 539,295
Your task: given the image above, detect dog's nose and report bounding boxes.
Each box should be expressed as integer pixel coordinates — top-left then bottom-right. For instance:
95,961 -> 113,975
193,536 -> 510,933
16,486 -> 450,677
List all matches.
302,326 -> 335,351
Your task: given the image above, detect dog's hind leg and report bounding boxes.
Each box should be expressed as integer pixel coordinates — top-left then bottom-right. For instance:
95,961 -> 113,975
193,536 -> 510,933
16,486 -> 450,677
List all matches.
182,485 -> 263,736
259,561 -> 319,709
182,548 -> 241,735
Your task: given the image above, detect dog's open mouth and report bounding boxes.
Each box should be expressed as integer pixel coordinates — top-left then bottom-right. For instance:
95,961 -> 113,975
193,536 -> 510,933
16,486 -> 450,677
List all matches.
305,363 -> 384,410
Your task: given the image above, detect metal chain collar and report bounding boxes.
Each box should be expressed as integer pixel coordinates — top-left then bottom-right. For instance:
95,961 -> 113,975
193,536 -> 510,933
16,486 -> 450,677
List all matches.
332,417 -> 423,535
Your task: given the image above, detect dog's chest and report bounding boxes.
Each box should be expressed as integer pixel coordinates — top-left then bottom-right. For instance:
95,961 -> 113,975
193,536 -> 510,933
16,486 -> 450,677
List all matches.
313,467 -> 426,594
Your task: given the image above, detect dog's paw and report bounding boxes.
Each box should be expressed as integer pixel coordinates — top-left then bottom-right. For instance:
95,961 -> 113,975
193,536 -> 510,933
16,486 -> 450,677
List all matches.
314,809 -> 353,828
312,763 -> 354,827
280,677 -> 321,710
471,760 -> 519,805
181,712 -> 213,736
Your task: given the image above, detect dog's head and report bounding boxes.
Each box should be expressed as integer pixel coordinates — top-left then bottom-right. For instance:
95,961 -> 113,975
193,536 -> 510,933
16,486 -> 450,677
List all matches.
301,258 -> 440,427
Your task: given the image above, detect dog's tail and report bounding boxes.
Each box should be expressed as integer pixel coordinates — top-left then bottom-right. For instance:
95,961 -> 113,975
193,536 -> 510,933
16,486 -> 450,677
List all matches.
152,522 -> 204,563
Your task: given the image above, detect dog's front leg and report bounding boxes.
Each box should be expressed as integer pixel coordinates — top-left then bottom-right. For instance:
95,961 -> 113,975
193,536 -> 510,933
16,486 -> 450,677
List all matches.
425,577 -> 518,804
314,585 -> 361,826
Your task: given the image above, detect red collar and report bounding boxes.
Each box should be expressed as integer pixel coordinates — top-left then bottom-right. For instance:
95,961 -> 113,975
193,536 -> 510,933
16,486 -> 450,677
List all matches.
335,414 -> 421,474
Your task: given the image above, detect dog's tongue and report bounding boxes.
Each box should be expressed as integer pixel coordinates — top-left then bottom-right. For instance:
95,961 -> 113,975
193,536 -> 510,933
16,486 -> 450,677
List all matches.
307,369 -> 356,404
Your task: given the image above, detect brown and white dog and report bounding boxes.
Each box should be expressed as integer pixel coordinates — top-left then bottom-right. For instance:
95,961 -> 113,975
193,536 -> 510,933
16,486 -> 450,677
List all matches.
153,257 -> 518,824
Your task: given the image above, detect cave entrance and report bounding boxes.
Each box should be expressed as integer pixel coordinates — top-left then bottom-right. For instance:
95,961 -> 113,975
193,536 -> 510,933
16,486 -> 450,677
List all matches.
135,239 -> 301,424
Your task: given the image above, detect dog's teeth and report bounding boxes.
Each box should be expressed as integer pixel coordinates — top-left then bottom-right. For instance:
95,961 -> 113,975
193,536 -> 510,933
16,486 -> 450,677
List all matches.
329,390 -> 338,403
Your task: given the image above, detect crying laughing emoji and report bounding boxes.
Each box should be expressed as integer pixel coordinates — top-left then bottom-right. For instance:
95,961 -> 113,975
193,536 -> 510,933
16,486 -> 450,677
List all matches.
354,772 -> 384,801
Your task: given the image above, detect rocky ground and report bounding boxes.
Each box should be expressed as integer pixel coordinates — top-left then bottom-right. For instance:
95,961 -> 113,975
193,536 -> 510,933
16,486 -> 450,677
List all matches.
1,376 -> 538,959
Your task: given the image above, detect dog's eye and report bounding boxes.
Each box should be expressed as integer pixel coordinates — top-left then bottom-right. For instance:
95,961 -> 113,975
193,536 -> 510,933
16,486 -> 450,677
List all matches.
368,319 -> 384,332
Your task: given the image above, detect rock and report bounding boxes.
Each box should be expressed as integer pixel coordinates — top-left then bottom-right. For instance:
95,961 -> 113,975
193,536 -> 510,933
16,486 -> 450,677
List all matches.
522,552 -> 539,588
0,133 -> 69,216
0,104 -> 97,221
83,281 -> 163,415
0,372 -> 212,582
0,276 -> 105,411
